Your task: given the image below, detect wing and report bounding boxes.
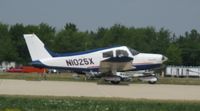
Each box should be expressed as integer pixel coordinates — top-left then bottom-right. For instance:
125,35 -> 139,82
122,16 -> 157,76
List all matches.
99,56 -> 134,74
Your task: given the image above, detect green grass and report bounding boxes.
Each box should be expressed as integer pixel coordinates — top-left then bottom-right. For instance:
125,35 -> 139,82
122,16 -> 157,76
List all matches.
0,72 -> 200,85
0,95 -> 200,111
158,77 -> 200,85
0,72 -> 91,82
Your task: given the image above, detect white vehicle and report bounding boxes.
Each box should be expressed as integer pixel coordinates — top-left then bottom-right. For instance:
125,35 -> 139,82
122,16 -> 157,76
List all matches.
0,66 -> 6,72
24,34 -> 167,84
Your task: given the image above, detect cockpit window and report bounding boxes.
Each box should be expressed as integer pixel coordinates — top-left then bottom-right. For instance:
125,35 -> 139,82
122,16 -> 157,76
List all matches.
116,50 -> 128,57
129,47 -> 139,56
103,51 -> 113,58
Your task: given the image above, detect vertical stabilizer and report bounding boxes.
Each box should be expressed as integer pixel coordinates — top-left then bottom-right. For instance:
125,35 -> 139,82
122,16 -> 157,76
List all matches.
24,34 -> 52,61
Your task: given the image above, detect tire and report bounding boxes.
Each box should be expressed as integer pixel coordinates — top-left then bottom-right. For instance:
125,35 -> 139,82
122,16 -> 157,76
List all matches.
111,81 -> 120,84
148,81 -> 156,84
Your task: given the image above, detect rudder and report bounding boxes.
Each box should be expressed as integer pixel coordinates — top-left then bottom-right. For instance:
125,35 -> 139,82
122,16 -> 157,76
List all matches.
24,34 -> 52,61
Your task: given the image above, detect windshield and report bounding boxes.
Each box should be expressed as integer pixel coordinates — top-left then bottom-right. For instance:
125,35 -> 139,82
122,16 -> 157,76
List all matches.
128,47 -> 139,56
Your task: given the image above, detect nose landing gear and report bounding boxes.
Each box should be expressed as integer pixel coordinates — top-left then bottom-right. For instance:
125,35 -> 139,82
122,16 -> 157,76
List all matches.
103,76 -> 121,84
139,76 -> 158,84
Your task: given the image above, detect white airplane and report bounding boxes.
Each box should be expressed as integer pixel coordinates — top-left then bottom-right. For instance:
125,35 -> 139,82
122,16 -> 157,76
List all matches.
24,34 -> 168,84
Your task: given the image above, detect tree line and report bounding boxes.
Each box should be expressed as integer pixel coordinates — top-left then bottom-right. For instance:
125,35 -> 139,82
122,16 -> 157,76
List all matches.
0,22 -> 200,66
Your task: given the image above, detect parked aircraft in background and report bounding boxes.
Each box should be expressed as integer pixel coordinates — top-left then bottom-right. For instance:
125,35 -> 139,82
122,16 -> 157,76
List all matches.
24,34 -> 168,84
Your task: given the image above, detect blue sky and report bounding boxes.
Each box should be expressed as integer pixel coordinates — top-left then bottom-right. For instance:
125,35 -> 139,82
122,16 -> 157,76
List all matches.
0,0 -> 199,35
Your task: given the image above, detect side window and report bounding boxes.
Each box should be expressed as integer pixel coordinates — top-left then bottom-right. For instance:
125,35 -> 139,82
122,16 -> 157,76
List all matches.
103,51 -> 113,58
116,50 -> 128,57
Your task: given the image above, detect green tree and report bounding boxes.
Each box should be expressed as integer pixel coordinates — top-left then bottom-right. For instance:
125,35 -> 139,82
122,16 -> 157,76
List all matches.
0,23 -> 18,62
166,44 -> 182,65
176,29 -> 200,65
38,23 -> 56,49
153,28 -> 171,54
1,22 -> 200,66
64,23 -> 78,32
9,23 -> 27,63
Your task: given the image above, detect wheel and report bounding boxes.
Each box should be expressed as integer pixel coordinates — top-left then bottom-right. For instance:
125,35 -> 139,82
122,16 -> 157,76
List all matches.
148,81 -> 156,84
111,81 -> 120,84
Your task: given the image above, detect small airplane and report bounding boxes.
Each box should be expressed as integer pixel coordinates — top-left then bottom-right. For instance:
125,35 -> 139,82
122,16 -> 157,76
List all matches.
24,34 -> 168,84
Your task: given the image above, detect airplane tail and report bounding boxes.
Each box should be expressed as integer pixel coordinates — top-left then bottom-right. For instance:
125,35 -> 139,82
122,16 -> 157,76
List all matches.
23,34 -> 52,61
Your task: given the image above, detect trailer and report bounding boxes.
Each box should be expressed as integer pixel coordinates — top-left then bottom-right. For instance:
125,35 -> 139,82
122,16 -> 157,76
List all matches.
6,66 -> 46,73
165,66 -> 200,77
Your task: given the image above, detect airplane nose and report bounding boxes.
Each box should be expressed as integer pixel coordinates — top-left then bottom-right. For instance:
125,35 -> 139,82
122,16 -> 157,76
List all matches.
162,55 -> 168,62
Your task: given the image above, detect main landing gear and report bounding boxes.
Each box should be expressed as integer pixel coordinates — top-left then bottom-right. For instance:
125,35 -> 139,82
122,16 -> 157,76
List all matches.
102,76 -> 121,84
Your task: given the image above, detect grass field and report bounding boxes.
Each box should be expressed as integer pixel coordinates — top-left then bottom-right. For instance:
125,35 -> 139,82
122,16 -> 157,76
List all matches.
0,95 -> 200,111
0,72 -> 200,85
157,77 -> 200,85
0,72 -> 88,81
0,73 -> 200,111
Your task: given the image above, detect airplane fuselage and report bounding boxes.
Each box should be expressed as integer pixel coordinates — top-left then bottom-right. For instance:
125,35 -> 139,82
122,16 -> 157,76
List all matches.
31,46 -> 167,72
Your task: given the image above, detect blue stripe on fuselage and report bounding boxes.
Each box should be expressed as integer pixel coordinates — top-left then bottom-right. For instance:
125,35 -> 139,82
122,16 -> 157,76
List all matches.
133,64 -> 162,71
31,60 -> 161,72
46,46 -> 121,57
31,60 -> 99,72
